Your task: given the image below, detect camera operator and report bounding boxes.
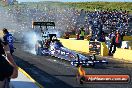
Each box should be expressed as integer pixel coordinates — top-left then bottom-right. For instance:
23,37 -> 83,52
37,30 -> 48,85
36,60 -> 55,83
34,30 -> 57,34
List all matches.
0,39 -> 18,88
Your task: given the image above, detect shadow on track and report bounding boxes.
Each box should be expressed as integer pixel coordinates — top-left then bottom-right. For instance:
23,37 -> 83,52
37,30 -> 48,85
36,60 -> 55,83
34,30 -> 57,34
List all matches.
13,55 -> 77,88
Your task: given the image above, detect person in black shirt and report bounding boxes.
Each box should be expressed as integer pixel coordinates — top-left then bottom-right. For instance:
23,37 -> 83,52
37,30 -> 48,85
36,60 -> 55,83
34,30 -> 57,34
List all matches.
0,39 -> 18,88
108,31 -> 116,56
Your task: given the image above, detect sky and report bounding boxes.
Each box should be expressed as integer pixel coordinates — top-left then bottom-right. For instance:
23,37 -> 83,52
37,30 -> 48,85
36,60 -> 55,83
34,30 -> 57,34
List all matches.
17,0 -> 132,3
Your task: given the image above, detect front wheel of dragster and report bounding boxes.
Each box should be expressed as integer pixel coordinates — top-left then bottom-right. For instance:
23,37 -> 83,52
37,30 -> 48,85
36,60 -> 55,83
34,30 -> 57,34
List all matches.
36,47 -> 42,56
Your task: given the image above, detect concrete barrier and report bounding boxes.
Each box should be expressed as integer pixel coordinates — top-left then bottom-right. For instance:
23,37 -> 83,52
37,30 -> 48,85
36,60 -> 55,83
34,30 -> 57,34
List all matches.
59,38 -> 132,61
123,36 -> 132,41
18,68 -> 43,88
59,38 -> 109,56
59,38 -> 89,54
114,48 -> 132,61
67,35 -> 132,41
11,67 -> 43,88
101,42 -> 109,56
69,35 -> 88,39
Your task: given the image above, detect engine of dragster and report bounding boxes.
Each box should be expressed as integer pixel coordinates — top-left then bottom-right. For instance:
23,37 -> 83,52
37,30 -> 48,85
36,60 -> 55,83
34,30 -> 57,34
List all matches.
35,33 -> 56,56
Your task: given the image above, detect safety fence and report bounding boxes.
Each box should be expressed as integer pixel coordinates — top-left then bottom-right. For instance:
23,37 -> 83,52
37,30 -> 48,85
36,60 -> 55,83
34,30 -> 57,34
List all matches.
114,48 -> 132,61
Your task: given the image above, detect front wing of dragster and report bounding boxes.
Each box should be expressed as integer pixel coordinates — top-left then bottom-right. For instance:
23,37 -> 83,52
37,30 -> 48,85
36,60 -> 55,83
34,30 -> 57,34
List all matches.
71,59 -> 108,67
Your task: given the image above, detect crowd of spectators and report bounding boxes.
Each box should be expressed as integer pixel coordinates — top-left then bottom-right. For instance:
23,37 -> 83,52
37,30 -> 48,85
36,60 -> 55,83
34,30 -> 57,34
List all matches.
8,5 -> 131,36
6,4 -> 132,56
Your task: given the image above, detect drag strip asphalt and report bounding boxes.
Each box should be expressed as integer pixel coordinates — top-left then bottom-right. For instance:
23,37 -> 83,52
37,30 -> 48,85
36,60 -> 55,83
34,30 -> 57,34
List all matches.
13,42 -> 132,88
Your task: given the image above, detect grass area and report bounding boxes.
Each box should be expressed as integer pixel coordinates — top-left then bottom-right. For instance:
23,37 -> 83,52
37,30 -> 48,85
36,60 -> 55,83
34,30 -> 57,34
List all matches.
27,2 -> 132,13
1,1 -> 132,13
65,2 -> 132,12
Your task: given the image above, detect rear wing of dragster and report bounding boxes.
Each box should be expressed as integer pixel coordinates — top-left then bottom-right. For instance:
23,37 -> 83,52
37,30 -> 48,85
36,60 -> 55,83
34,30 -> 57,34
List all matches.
32,21 -> 55,29
32,21 -> 57,41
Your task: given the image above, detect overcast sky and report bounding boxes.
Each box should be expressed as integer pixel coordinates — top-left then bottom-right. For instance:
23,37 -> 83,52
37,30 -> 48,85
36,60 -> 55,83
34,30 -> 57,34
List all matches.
17,0 -> 132,3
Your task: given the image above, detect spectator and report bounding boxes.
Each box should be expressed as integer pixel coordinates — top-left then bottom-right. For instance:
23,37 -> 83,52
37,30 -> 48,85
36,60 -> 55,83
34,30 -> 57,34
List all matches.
99,31 -> 105,42
64,32 -> 70,39
79,27 -> 85,40
121,31 -> 125,40
120,31 -> 126,48
76,32 -> 80,40
115,30 -> 121,48
105,34 -> 111,49
108,31 -> 116,56
0,39 -> 18,88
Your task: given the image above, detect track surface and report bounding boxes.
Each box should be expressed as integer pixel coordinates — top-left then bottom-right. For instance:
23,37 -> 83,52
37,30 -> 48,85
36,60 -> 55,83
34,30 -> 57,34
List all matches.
13,42 -> 132,88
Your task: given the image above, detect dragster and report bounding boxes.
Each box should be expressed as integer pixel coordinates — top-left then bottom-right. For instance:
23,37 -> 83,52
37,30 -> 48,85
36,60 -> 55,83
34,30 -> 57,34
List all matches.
32,21 -> 108,67
49,40 -> 108,67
